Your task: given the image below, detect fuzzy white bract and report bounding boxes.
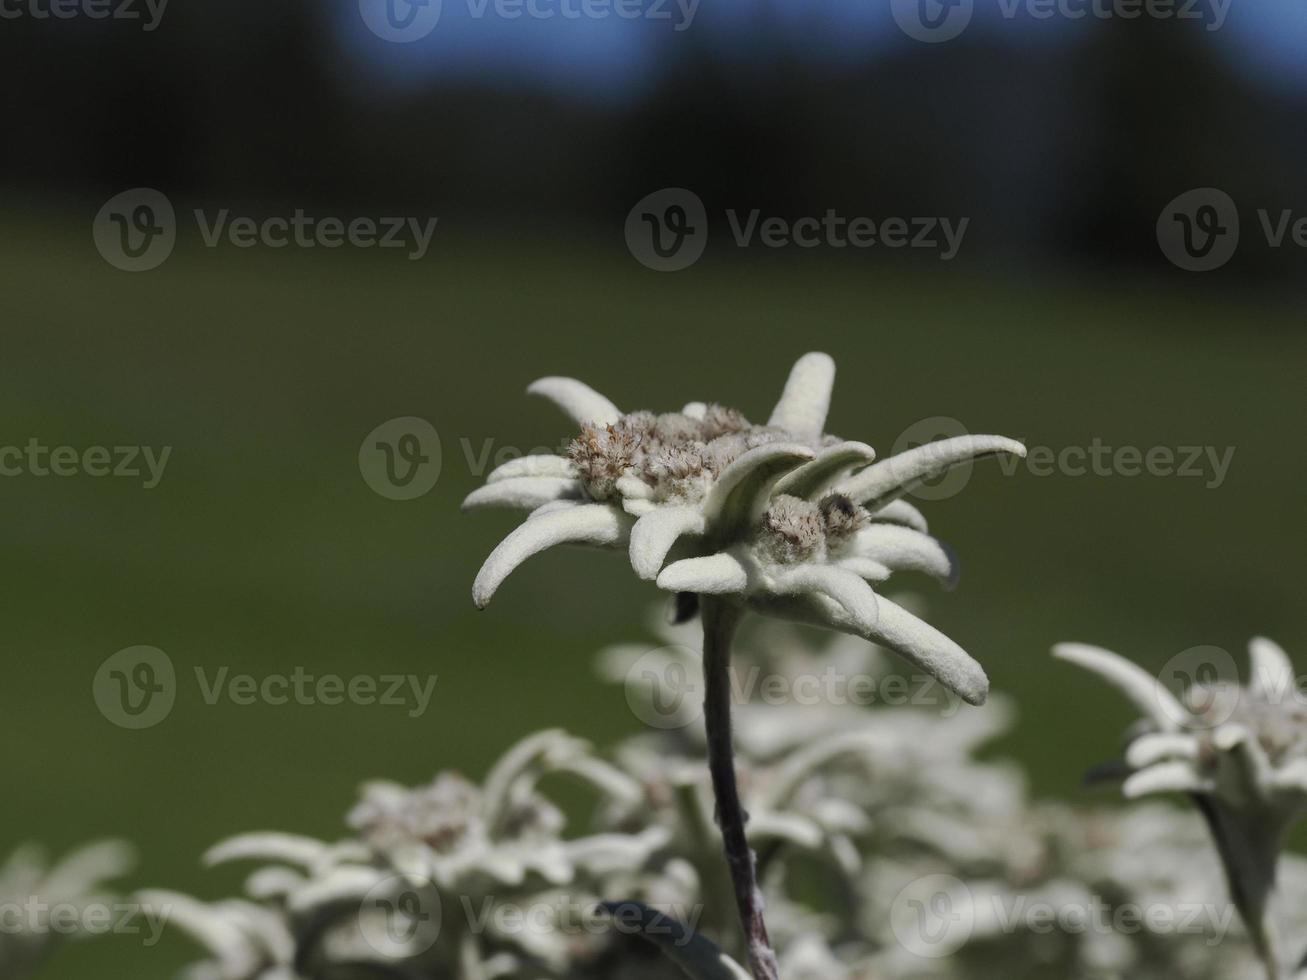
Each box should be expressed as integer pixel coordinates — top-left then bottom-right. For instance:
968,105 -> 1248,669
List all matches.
464,352 -> 1025,706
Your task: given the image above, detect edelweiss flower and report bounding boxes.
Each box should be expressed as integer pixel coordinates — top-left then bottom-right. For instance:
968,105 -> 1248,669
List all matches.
1054,637 -> 1307,980
465,352 -> 1025,705
0,841 -> 134,980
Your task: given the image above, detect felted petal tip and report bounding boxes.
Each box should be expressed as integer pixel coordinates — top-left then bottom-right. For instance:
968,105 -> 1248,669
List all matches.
850,524 -> 959,589
657,553 -> 748,595
486,454 -> 577,484
461,477 -> 583,512
629,506 -> 707,580
1052,642 -> 1187,733
836,434 -> 1026,510
473,505 -> 629,608
1248,636 -> 1295,701
526,376 -> 622,427
767,351 -> 836,441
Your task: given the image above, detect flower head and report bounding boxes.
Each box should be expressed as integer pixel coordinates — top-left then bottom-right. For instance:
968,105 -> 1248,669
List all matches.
465,353 -> 1024,706
1054,637 -> 1307,976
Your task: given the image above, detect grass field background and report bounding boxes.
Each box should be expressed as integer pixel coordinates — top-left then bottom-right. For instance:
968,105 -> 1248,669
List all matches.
2,212 -> 1303,976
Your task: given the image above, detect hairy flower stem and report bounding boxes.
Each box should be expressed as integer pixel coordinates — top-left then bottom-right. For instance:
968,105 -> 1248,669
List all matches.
701,598 -> 780,980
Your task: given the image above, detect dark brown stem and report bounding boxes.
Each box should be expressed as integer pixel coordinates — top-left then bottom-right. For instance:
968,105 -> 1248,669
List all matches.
701,598 -> 780,980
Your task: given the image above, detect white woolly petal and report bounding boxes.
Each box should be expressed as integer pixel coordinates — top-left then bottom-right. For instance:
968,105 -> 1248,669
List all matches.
767,351 -> 836,441
473,505 -> 629,608
615,475 -> 655,499
1123,762 -> 1211,798
623,498 -> 657,517
748,812 -> 826,850
530,500 -> 582,519
657,553 -> 748,594
836,556 -> 892,583
835,434 -> 1027,509
462,477 -> 583,511
1249,636 -> 1296,701
630,506 -> 707,580
868,498 -> 929,532
702,442 -> 814,541
851,524 -> 958,588
775,564 -> 879,634
287,865 -> 391,914
135,891 -> 259,975
487,454 -> 576,483
1052,643 -> 1187,733
681,401 -> 707,420
774,441 -> 876,500
1125,733 -> 1200,769
763,591 -> 988,706
203,833 -> 328,870
862,594 -> 989,707
526,376 -> 621,426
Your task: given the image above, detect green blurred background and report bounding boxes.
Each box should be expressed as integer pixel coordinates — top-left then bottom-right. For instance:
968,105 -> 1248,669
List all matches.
2,215 -> 1302,975
4,2 -> 1307,974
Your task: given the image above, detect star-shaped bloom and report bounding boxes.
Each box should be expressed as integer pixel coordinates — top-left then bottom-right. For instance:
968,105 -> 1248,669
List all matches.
1054,637 -> 1307,978
465,352 -> 1025,706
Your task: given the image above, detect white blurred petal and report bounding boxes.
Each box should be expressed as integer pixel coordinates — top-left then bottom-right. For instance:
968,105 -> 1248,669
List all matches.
1052,642 -> 1188,733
